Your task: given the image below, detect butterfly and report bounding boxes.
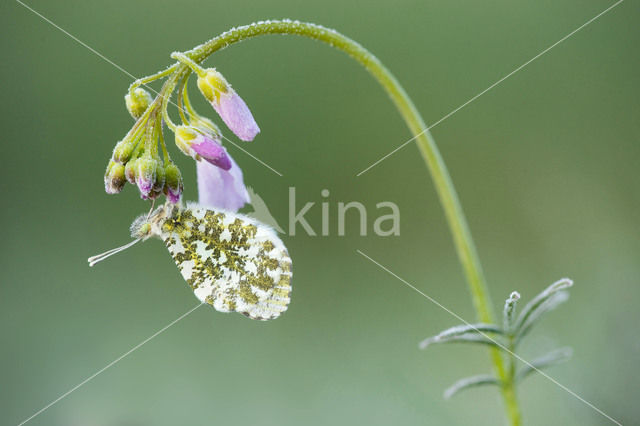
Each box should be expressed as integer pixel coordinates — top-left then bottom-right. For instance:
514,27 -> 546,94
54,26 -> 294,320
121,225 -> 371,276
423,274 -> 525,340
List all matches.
89,202 -> 292,320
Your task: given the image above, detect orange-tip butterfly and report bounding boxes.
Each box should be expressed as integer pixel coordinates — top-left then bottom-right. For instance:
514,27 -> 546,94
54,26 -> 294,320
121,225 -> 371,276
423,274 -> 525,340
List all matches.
89,202 -> 292,320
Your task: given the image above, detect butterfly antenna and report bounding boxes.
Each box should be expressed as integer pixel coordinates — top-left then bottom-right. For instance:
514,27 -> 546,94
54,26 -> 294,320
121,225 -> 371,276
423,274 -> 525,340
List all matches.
87,239 -> 141,267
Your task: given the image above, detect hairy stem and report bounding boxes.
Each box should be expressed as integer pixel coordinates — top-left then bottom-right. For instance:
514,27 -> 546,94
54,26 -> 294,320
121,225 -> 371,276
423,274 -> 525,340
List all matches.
504,336 -> 520,425
129,64 -> 178,93
159,20 -> 520,424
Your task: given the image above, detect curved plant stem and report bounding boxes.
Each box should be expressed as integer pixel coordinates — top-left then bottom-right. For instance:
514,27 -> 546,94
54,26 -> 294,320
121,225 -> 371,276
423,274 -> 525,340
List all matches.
157,20 -> 521,425
129,64 -> 178,92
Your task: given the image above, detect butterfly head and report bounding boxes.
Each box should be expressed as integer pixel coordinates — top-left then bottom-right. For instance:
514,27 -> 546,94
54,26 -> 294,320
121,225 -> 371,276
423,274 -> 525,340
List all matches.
129,214 -> 155,240
89,203 -> 179,267
130,203 -> 179,240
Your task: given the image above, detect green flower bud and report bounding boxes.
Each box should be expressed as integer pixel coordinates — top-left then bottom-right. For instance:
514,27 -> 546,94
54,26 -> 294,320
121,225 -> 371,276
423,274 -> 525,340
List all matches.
134,157 -> 157,197
196,69 -> 230,103
125,88 -> 153,119
124,158 -> 137,184
153,163 -> 166,192
112,139 -> 136,164
104,160 -> 126,194
174,125 -> 198,156
164,163 -> 183,203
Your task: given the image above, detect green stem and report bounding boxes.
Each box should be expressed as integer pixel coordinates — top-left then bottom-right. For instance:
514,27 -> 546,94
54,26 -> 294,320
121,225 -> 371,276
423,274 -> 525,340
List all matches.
181,79 -> 199,119
161,92 -> 177,131
143,110 -> 159,157
157,20 -> 520,424
171,52 -> 206,77
129,64 -> 178,92
155,115 -> 170,163
177,74 -> 189,124
504,336 -> 520,425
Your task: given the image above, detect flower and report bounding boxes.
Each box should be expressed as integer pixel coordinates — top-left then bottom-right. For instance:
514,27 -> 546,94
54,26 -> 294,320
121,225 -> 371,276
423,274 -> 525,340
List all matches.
164,163 -> 183,203
175,125 -> 231,170
104,160 -> 126,194
112,138 -> 136,164
134,157 -> 157,197
125,88 -> 152,119
196,69 -> 260,142
124,158 -> 137,184
197,152 -> 249,212
174,121 -> 247,210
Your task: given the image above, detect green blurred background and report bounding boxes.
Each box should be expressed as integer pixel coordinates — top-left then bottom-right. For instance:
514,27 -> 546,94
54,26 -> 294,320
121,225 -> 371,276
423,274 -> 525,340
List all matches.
2,0 -> 638,424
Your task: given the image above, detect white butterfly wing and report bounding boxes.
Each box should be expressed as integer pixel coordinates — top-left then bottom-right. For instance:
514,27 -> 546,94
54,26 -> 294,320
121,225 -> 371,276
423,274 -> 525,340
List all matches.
158,203 -> 292,320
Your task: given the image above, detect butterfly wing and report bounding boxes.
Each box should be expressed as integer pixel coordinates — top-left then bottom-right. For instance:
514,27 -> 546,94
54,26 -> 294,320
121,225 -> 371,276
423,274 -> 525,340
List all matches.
160,203 -> 292,320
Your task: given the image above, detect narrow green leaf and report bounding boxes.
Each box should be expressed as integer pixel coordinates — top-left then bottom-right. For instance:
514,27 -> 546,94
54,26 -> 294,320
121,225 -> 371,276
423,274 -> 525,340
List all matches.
514,278 -> 573,334
420,332 -> 504,350
419,323 -> 503,350
515,291 -> 569,343
517,347 -> 573,382
444,374 -> 500,399
425,323 -> 503,340
503,291 -> 521,333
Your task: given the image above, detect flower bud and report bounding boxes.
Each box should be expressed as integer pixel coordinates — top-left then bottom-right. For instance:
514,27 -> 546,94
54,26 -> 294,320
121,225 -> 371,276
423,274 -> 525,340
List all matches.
197,69 -> 259,142
196,69 -> 230,103
124,158 -> 137,184
164,163 -> 183,203
125,88 -> 153,119
174,125 -> 196,157
174,125 -> 231,170
104,160 -> 126,194
134,157 -> 157,197
112,139 -> 136,164
153,163 -> 166,193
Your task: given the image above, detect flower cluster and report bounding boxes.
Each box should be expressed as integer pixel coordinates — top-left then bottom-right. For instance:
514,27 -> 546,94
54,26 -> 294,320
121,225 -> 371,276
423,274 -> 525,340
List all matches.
103,52 -> 260,212
104,94 -> 184,203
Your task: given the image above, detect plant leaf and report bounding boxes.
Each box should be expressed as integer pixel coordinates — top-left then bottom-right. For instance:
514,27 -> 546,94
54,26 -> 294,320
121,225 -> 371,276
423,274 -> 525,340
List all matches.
514,278 -> 573,335
419,323 -> 503,350
517,347 -> 573,382
444,374 -> 500,399
515,291 -> 569,343
503,291 -> 521,333
420,332 -> 504,350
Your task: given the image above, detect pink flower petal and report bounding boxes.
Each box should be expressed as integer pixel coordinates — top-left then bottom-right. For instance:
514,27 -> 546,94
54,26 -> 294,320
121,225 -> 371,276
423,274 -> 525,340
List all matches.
212,92 -> 260,142
191,139 -> 232,170
166,187 -> 181,203
197,152 -> 249,212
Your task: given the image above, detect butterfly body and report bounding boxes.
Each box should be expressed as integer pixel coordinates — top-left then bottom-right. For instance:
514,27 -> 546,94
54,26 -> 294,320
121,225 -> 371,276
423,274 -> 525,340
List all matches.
133,202 -> 292,320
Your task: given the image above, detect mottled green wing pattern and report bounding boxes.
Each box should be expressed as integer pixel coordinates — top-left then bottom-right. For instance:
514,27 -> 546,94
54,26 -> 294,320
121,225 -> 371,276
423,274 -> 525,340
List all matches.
156,203 -> 292,320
